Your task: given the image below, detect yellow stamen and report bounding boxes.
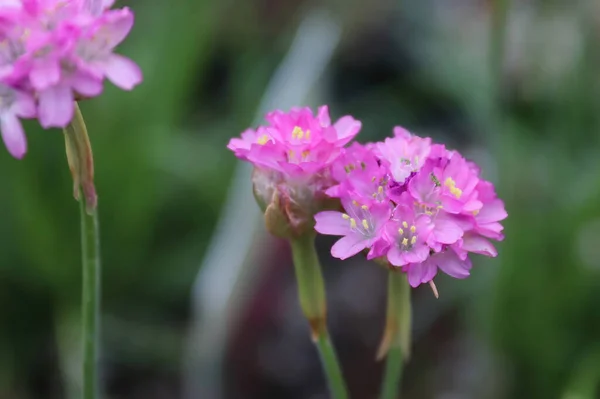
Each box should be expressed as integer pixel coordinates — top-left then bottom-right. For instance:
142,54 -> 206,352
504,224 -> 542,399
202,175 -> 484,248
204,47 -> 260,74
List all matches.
378,186 -> 384,193
362,219 -> 369,229
410,225 -> 416,233
398,228 -> 404,235
292,126 -> 303,139
352,200 -> 359,206
410,236 -> 417,245
350,218 -> 357,229
288,150 -> 295,158
473,209 -> 480,216
361,205 -> 368,210
402,221 -> 408,228
342,213 -> 350,219
402,238 -> 408,246
305,130 -> 311,139
444,177 -> 456,188
256,134 -> 269,145
301,150 -> 310,159
372,193 -> 377,198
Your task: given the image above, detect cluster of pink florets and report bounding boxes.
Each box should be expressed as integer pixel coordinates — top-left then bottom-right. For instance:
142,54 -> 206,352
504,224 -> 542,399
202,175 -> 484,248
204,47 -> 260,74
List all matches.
228,106 -> 507,288
0,0 -> 141,159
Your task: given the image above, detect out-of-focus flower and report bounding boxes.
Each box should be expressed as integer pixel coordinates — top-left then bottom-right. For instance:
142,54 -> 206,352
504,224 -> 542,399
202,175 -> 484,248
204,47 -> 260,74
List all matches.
0,0 -> 142,157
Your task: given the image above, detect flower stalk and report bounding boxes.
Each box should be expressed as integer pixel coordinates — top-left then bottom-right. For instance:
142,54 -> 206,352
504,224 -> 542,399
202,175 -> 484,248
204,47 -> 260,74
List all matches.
64,103 -> 101,399
378,270 -> 411,399
289,233 -> 348,399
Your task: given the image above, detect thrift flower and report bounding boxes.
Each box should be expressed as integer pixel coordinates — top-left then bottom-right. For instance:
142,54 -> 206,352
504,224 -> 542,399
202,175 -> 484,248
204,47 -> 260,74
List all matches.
314,197 -> 390,259
227,106 -> 362,237
0,0 -> 142,157
313,124 -> 507,291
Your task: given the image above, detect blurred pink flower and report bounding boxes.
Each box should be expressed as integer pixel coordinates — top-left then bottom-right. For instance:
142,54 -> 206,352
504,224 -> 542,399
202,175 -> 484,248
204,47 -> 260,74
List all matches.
0,0 -> 141,157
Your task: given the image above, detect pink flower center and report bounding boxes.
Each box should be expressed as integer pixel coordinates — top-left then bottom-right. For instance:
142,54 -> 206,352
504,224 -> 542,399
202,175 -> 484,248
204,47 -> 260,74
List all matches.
397,220 -> 417,250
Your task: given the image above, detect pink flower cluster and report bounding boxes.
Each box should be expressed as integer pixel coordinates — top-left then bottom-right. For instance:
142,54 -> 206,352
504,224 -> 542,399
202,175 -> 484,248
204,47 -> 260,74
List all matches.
228,105 -> 361,176
315,127 -> 507,287
228,105 -> 361,235
0,0 -> 141,159
227,106 -> 507,287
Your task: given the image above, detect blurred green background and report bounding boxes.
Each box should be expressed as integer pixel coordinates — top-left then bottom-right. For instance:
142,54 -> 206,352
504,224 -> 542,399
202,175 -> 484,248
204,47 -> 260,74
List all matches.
1,0 -> 599,398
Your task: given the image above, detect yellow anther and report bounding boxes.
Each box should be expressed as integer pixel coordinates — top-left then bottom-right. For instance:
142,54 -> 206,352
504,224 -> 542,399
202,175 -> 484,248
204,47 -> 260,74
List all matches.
410,225 -> 416,233
362,219 -> 369,229
402,238 -> 408,246
398,228 -> 404,235
305,130 -> 311,139
473,209 -> 480,216
378,186 -> 384,193
425,210 -> 433,216
372,193 -> 377,198
342,213 -> 350,219
402,221 -> 408,228
450,187 -> 462,199
361,205 -> 368,210
444,177 -> 456,188
350,218 -> 357,228
292,126 -> 303,139
352,200 -> 359,206
256,134 -> 269,145
288,150 -> 295,158
411,236 -> 417,245
301,150 -> 310,159
437,205 -> 444,209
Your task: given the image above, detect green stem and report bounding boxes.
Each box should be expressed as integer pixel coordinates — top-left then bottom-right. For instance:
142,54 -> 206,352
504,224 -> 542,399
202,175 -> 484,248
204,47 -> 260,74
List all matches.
289,234 -> 348,399
380,347 -> 403,399
80,192 -> 100,399
379,271 -> 411,399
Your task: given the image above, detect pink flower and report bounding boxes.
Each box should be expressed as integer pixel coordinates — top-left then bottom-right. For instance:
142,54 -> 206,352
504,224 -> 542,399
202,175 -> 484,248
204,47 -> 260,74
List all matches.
326,142 -> 388,203
228,105 -> 361,177
0,0 -> 141,157
0,84 -> 35,158
315,197 -> 390,259
404,248 -> 472,287
378,193 -> 432,266
375,126 -> 431,184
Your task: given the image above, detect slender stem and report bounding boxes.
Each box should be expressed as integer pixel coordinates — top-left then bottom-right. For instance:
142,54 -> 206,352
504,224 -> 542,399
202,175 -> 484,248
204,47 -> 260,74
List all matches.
289,234 -> 348,399
65,104 -> 101,399
381,347 -> 403,399
80,192 -> 100,399
379,271 -> 411,399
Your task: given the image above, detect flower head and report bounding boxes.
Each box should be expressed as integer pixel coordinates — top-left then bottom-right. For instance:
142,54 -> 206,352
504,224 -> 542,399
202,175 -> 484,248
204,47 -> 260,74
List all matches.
228,106 -> 362,237
0,0 -> 141,157
314,124 -> 507,291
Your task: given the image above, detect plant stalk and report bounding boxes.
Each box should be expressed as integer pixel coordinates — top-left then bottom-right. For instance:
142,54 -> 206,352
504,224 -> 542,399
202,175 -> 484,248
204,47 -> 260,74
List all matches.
289,233 -> 348,399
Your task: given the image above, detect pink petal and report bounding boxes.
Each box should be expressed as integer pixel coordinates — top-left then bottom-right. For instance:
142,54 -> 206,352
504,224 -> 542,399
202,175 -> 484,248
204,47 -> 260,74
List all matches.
317,105 -> 331,127
103,8 -> 134,47
387,247 -> 409,267
14,92 -> 36,118
314,211 -> 352,236
477,199 -> 508,224
104,54 -> 142,90
407,263 -> 426,287
30,61 -> 60,90
461,235 -> 498,257
331,234 -> 367,260
436,251 -> 471,279
0,112 -> 26,159
403,244 -> 429,264
433,218 -> 463,244
38,85 -> 74,128
333,116 -> 361,145
71,74 -> 103,97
